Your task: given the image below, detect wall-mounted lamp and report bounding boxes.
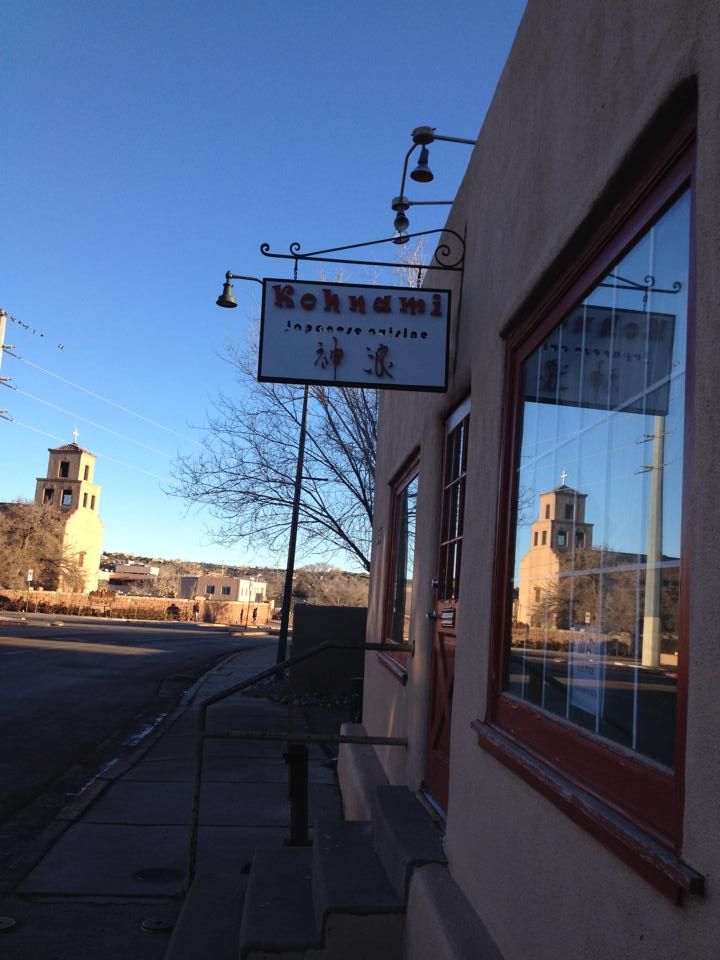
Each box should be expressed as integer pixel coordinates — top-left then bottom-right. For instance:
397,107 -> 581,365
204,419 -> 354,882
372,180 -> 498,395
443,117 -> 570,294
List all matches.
216,271 -> 262,308
392,125 -> 476,239
216,272 -> 237,308
391,194 -> 454,244
411,145 -> 433,183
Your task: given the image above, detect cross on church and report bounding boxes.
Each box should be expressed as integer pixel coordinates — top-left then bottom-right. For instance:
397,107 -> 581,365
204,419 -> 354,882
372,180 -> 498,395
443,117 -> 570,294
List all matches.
560,469 -> 568,485
72,426 -> 79,444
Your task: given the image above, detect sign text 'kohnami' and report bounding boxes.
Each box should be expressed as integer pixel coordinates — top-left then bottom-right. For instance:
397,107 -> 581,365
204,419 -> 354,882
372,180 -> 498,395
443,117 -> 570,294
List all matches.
259,279 -> 451,391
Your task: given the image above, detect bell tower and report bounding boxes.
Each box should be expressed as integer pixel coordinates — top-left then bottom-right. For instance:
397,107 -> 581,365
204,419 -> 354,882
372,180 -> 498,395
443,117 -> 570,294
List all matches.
516,481 -> 594,625
34,433 -> 104,592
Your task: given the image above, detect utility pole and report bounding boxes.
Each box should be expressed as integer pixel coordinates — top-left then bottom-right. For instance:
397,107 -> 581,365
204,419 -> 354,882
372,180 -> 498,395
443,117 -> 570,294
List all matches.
641,416 -> 665,668
0,309 -> 14,408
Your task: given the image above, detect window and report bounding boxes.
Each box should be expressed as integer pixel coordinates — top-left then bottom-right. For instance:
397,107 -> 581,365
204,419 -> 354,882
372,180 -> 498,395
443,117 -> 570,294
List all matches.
83,493 -> 88,508
480,124 -> 699,899
379,459 -> 419,680
59,461 -> 69,478
545,504 -> 550,519
221,586 -> 231,596
541,530 -> 547,545
533,532 -> 538,546
206,585 -> 215,595
43,488 -> 54,504
61,490 -> 72,506
83,465 -> 89,480
90,495 -> 96,510
385,467 -> 419,645
557,529 -> 567,547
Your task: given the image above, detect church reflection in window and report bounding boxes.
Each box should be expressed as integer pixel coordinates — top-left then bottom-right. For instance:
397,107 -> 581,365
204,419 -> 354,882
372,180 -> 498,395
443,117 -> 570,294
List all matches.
508,189 -> 690,770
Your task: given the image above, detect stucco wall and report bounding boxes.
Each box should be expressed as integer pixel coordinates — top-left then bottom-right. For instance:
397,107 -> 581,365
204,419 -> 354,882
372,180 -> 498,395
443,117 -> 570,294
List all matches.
364,1 -> 720,957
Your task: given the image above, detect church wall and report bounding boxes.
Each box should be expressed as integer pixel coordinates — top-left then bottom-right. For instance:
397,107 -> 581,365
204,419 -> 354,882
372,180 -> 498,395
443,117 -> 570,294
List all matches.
63,508 -> 104,592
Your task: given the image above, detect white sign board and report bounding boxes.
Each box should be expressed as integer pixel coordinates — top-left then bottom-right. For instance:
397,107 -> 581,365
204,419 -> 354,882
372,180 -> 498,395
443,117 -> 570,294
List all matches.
27,569 -> 33,582
524,305 -> 675,416
259,279 -> 450,391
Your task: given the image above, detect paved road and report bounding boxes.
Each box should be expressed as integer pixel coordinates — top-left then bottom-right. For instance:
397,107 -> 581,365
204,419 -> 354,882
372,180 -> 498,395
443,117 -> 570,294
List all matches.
0,614 -> 275,832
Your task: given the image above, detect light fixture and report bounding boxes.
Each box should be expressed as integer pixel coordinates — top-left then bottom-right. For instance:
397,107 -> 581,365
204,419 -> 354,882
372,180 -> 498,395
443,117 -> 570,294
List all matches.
391,125 -> 477,234
410,145 -> 433,183
389,193 -> 453,241
216,272 -> 238,308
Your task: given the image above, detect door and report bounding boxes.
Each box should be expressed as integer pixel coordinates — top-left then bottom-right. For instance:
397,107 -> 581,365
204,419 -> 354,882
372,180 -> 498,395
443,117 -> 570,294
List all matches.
424,400 -> 470,811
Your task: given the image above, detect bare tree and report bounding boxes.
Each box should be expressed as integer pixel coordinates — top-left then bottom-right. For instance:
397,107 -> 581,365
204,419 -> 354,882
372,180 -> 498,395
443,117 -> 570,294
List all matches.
0,500 -> 84,590
172,342 -> 377,571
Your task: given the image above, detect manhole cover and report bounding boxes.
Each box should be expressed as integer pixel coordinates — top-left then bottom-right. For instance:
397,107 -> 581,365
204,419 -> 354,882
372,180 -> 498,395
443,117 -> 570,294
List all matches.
0,917 -> 17,931
141,917 -> 174,934
133,867 -> 184,883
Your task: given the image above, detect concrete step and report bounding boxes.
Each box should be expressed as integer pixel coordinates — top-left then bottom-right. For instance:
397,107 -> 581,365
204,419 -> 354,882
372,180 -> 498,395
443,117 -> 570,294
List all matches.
164,872 -> 246,960
239,846 -> 320,959
311,820 -> 404,959
372,785 -> 447,900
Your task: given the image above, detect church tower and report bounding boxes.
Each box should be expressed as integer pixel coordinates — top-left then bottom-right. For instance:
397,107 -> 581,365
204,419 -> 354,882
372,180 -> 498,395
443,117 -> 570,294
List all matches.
34,436 -> 104,592
516,482 -> 594,625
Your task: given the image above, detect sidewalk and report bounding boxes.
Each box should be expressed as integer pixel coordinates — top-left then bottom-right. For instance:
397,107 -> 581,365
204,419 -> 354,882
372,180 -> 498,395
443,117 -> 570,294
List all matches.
0,638 -> 344,960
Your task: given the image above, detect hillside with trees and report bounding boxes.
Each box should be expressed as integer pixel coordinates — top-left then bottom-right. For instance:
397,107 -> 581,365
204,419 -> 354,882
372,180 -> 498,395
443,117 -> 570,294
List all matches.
100,553 -> 369,607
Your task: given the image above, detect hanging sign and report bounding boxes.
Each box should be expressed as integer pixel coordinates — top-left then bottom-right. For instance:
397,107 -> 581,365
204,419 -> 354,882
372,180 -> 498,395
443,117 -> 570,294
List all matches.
258,278 -> 450,391
523,305 -> 676,416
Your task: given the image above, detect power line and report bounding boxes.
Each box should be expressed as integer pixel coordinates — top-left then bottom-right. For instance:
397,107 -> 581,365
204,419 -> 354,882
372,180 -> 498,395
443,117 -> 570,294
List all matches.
8,418 -> 169,482
17,388 -> 174,459
10,355 -> 203,446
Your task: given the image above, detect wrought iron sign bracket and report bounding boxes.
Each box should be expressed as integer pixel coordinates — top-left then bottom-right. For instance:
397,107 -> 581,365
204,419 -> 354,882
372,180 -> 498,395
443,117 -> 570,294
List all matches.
260,228 -> 465,281
598,272 -> 682,309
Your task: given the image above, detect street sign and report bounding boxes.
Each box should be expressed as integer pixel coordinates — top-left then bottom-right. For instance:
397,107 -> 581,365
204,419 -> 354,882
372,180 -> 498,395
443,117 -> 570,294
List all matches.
27,569 -> 33,583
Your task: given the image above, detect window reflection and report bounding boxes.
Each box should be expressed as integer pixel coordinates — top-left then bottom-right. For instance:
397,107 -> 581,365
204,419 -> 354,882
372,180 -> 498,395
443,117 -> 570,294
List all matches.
389,475 -> 418,644
508,190 -> 690,768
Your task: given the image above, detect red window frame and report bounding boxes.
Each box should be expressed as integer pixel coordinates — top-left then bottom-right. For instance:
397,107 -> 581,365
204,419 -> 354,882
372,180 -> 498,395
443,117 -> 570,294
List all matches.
378,455 -> 419,682
476,117 -> 703,901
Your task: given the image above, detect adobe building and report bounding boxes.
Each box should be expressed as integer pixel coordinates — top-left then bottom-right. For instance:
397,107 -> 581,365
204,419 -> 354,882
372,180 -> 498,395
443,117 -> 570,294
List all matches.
178,574 -> 267,603
336,3 -> 720,958
34,441 -> 104,592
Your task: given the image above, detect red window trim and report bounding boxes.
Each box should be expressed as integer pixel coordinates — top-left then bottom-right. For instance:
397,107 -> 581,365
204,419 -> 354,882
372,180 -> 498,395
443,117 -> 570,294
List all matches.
378,453 -> 420,679
478,116 -> 698,898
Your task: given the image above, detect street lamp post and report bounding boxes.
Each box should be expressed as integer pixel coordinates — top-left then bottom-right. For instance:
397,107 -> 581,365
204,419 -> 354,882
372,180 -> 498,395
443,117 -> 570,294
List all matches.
275,384 -> 309,664
216,272 -> 307,665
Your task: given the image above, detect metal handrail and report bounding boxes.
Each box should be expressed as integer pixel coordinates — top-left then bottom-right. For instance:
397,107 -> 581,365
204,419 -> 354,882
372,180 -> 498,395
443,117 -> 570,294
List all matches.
187,639 -> 412,886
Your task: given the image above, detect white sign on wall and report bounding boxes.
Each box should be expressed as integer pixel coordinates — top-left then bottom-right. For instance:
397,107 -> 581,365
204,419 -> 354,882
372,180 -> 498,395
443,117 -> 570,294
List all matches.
259,278 -> 451,392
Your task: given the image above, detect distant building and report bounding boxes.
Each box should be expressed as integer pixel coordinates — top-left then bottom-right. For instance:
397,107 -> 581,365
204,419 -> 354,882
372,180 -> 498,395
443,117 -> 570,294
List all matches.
178,575 -> 267,603
33,441 -> 104,592
105,563 -> 160,591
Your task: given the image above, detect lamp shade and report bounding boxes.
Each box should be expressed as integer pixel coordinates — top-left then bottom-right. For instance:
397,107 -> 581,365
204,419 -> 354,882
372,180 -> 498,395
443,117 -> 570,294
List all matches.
216,279 -> 238,308
410,145 -> 433,183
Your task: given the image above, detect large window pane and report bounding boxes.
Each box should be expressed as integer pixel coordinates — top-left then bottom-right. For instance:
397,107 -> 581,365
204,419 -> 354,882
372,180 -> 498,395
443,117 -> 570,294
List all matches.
509,190 -> 690,768
388,475 -> 418,644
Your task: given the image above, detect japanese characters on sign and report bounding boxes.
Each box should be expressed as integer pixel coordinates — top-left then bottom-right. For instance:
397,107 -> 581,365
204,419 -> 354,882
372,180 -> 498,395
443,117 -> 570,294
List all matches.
259,278 -> 451,391
523,305 -> 676,416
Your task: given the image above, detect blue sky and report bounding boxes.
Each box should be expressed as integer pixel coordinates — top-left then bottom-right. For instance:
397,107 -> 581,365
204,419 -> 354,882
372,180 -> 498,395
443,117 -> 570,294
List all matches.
2,0 -> 526,567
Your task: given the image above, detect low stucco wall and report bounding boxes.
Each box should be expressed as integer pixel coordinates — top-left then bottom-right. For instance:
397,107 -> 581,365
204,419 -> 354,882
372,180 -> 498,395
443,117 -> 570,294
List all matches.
0,588 -> 274,625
